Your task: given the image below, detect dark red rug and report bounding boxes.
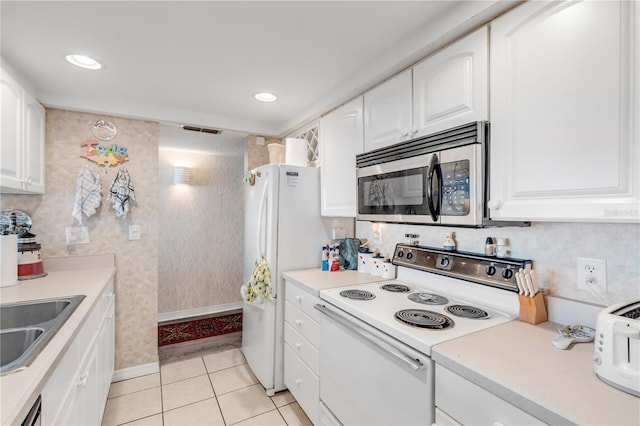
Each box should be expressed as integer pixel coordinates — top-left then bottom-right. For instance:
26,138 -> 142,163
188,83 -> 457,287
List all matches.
158,312 -> 242,347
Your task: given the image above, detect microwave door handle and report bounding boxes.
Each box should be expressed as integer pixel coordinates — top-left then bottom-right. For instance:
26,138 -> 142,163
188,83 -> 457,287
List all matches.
426,154 -> 441,222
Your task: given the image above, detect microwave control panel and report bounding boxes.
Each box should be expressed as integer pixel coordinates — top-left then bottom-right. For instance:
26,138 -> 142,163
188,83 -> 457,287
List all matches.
440,160 -> 470,216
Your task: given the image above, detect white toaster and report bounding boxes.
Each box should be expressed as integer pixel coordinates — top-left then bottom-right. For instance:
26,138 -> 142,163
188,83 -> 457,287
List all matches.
593,300 -> 640,397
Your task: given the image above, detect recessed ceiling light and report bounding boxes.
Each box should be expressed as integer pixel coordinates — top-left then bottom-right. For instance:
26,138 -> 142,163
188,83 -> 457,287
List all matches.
254,92 -> 277,102
65,54 -> 103,70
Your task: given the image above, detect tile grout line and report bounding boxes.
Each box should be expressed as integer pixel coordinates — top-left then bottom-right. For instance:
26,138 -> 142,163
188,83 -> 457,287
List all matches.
158,361 -> 165,426
204,356 -> 230,425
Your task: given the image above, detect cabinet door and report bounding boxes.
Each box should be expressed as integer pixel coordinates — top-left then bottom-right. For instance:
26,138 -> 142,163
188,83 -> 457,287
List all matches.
413,26 -> 488,137
98,298 -> 115,418
320,96 -> 363,216
23,92 -> 45,193
0,70 -> 23,191
489,0 -> 639,222
364,70 -> 412,151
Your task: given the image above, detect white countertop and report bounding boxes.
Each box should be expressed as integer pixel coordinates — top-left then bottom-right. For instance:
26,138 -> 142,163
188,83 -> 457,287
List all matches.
432,320 -> 640,426
283,268 -> 388,295
0,255 -> 115,425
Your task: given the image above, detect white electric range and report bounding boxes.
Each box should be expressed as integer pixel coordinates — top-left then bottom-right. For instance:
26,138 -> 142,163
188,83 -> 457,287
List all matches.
315,244 -> 531,426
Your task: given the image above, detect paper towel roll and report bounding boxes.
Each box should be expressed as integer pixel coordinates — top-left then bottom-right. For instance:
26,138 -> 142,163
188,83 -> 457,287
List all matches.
1,234 -> 18,287
285,138 -> 308,166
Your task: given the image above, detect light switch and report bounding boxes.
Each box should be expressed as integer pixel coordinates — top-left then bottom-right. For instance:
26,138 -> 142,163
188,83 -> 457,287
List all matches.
128,225 -> 141,240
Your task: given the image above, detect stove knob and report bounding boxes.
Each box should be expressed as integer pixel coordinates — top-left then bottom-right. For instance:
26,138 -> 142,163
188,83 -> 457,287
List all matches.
485,265 -> 496,276
440,257 -> 449,267
406,252 -> 413,260
502,268 -> 514,279
397,251 -> 404,258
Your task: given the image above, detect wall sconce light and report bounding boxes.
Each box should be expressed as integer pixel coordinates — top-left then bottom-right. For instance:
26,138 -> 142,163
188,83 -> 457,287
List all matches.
174,166 -> 191,185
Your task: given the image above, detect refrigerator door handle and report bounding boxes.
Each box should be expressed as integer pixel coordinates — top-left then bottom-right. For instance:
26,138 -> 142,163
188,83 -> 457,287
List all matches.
256,181 -> 269,259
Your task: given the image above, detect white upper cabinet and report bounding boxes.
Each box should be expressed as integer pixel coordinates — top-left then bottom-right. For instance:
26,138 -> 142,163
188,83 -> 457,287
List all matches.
320,96 -> 363,217
489,0 -> 639,222
363,27 -> 489,152
1,67 -> 45,194
1,70 -> 23,191
413,26 -> 488,137
363,70 -> 412,152
23,92 -> 46,193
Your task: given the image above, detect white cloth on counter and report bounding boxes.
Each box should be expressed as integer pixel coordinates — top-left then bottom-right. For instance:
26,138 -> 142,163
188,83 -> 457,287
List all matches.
108,167 -> 135,219
241,256 -> 274,308
72,165 -> 102,225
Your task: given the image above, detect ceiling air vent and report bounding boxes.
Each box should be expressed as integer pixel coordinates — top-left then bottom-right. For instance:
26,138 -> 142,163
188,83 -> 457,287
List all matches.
181,125 -> 222,135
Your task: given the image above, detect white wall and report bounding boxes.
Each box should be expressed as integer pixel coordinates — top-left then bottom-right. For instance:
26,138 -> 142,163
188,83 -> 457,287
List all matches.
356,221 -> 640,307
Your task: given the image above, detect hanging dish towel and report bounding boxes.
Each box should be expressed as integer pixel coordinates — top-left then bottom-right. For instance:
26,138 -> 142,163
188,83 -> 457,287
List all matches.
108,167 -> 136,219
71,165 -> 102,225
241,256 -> 274,307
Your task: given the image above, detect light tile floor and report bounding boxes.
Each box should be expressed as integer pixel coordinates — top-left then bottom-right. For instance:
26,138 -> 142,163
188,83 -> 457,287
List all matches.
102,348 -> 312,426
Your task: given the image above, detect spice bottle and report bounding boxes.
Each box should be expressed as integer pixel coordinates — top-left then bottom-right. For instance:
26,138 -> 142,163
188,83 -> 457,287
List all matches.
443,232 -> 456,251
496,238 -> 510,258
485,237 -> 495,256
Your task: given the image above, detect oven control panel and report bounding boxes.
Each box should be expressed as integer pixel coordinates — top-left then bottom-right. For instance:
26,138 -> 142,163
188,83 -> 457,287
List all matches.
392,244 -> 531,292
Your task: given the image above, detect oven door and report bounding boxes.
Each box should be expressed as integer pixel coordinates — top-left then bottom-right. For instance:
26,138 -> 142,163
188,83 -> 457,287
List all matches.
357,154 -> 441,224
315,303 -> 434,426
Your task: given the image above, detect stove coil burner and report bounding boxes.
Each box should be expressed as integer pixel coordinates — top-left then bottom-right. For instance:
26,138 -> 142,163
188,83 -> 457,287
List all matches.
339,289 -> 376,300
445,305 -> 490,319
380,283 -> 411,293
408,292 -> 449,305
394,309 -> 454,330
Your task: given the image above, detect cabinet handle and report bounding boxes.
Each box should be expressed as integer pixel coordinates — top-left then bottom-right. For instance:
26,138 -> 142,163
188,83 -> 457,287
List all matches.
295,319 -> 303,327
294,379 -> 301,386
295,343 -> 302,350
78,372 -> 89,388
401,129 -> 409,137
410,125 -> 418,134
487,199 -> 502,210
295,295 -> 302,303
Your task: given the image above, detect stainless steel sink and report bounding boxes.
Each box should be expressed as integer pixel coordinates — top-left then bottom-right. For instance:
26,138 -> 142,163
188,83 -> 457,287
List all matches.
1,328 -> 44,367
0,295 -> 85,375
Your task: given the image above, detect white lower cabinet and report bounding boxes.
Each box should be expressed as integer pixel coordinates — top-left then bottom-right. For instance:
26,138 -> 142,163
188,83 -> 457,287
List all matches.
284,280 -> 321,425
42,280 -> 115,425
435,364 -> 546,426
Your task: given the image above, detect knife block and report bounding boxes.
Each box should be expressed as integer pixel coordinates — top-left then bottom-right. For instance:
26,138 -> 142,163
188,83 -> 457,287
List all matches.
518,292 -> 548,324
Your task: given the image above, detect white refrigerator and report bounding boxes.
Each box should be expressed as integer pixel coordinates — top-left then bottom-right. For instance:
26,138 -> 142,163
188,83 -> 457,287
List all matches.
242,164 -> 328,395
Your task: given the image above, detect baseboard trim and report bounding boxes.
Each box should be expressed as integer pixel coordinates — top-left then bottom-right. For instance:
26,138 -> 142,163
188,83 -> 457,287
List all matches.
157,302 -> 243,323
112,362 -> 160,383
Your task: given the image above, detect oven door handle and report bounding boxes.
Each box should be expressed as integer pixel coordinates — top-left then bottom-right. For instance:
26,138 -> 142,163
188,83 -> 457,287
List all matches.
315,303 -> 423,371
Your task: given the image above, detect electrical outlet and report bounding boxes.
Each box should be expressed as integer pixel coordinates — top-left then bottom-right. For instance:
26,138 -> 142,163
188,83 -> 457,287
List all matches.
128,224 -> 141,241
65,227 -> 89,245
372,224 -> 383,246
577,257 -> 607,294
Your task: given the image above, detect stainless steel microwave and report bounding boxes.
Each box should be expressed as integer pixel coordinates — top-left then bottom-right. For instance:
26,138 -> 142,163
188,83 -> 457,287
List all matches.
356,122 -> 528,227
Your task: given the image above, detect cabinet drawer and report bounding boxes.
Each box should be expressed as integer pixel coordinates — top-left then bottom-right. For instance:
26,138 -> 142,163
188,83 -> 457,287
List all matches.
285,301 -> 319,347
436,365 -> 545,425
285,281 -> 320,322
284,322 -> 319,375
284,344 -> 319,425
